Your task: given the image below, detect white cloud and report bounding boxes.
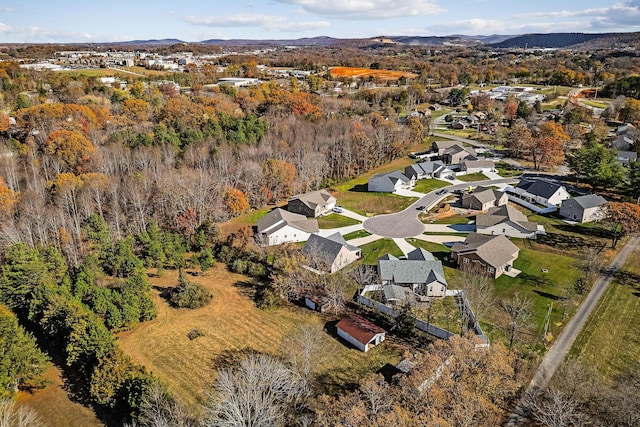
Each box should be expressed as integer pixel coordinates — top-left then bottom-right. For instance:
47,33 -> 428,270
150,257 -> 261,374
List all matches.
0,7 -> 13,13
515,1 -> 640,31
275,0 -> 444,19
427,18 -> 589,36
184,13 -> 330,33
0,23 -> 93,42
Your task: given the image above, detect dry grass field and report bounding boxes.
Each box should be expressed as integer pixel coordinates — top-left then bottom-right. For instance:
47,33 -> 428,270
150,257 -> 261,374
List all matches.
117,265 -> 403,412
17,366 -> 104,427
330,66 -> 417,81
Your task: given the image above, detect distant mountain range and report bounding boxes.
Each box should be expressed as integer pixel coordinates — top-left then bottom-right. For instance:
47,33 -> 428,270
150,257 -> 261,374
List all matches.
105,32 -> 640,50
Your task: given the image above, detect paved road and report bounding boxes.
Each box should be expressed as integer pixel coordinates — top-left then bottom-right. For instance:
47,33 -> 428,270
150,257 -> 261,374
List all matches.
505,235 -> 640,425
432,131 -> 489,149
362,178 -> 519,238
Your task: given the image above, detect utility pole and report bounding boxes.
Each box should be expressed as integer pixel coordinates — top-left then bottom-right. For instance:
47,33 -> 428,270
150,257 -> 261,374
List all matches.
543,302 -> 553,339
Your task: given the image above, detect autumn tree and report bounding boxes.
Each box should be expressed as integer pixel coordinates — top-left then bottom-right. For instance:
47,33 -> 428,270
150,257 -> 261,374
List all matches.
530,121 -> 568,170
223,187 -> 249,216
602,202 -> 640,248
261,158 -> 297,203
44,129 -> 96,173
0,177 -> 18,221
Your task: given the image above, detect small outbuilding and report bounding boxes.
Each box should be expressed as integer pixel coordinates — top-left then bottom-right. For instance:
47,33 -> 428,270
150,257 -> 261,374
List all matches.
559,194 -> 607,223
336,315 -> 386,352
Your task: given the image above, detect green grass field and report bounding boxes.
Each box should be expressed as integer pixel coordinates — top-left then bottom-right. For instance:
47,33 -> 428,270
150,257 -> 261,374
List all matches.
360,238 -> 404,264
569,244 -> 640,381
456,172 -> 488,182
317,213 -> 361,229
413,179 -> 449,193
343,229 -> 371,240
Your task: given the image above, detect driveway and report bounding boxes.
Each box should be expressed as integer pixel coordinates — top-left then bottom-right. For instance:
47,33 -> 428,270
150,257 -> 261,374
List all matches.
423,224 -> 475,233
363,178 -> 519,238
318,224 -> 363,238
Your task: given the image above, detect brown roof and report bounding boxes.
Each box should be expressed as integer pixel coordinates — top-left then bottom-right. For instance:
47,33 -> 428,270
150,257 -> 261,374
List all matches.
475,205 -> 538,232
336,315 -> 386,345
451,232 -> 520,269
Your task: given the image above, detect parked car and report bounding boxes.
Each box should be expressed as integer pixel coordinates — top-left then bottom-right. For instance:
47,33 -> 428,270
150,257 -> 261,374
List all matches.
332,206 -> 344,213
436,189 -> 447,195
416,205 -> 426,210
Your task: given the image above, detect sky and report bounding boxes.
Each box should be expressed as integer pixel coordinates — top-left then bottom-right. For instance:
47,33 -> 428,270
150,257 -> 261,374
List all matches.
0,0 -> 639,43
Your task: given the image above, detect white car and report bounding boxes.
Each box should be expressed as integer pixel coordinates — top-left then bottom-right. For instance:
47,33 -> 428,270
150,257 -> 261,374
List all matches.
332,206 -> 344,213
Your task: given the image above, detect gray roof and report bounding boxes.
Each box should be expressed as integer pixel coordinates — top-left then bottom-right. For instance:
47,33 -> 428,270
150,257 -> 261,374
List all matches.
289,189 -> 335,210
256,208 -> 319,234
516,179 -> 565,199
564,194 -> 607,209
476,205 -> 538,232
463,159 -> 495,168
462,186 -> 504,205
383,284 -> 410,302
416,160 -> 447,174
406,247 -> 435,261
451,232 -> 519,269
617,151 -> 638,160
378,249 -> 447,286
370,170 -> 411,185
302,233 -> 360,264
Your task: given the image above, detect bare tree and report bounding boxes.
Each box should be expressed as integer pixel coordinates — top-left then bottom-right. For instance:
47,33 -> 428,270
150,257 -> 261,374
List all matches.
529,388 -> 590,427
136,381 -> 195,427
349,264 -> 378,289
0,398 -> 45,427
501,293 -> 532,350
281,324 -> 328,389
205,354 -> 307,427
454,266 -> 496,322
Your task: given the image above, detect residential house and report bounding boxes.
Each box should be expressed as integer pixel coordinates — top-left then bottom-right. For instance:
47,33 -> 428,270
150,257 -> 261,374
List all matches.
368,170 -> 415,192
475,204 -> 542,239
432,140 -> 461,156
377,248 -> 448,300
451,232 -> 520,278
511,179 -> 571,207
302,233 -> 361,273
255,208 -> 319,246
336,315 -> 386,352
559,194 -> 608,223
442,144 -> 477,165
611,135 -> 633,151
616,150 -> 637,167
460,159 -> 495,174
304,293 -> 331,313
460,186 -> 508,211
287,189 -> 336,218
404,160 -> 451,180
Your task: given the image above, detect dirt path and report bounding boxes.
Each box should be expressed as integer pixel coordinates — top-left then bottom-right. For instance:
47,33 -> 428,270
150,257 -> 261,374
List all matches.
504,235 -> 640,425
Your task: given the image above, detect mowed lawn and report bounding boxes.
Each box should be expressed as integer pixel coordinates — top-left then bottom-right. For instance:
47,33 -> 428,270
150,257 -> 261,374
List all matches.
17,366 -> 104,427
317,213 -> 361,229
569,244 -> 640,380
117,265 -> 402,410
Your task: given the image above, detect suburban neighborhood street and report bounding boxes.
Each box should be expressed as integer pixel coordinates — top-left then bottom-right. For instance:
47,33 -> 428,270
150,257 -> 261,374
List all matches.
362,178 -> 519,238
505,235 -> 640,426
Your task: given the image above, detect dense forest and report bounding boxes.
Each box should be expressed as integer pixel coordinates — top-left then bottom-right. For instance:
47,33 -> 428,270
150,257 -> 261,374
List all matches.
0,42 -> 640,426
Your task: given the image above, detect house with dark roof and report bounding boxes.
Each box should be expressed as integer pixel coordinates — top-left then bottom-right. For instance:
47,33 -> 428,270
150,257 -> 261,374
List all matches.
377,248 -> 448,300
336,315 -> 386,352
302,232 -> 361,273
451,232 -> 520,278
460,186 -> 508,211
404,160 -> 451,180
255,208 -> 319,246
475,204 -> 542,239
511,179 -> 570,207
559,194 -> 608,223
443,144 -> 477,165
368,170 -> 415,192
616,150 -> 638,167
287,189 -> 336,218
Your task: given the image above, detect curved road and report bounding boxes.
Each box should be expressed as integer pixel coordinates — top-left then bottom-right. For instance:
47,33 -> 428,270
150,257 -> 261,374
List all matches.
505,235 -> 640,425
362,178 -> 519,238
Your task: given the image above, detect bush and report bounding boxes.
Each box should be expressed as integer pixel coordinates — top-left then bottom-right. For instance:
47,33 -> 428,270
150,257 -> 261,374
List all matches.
169,271 -> 213,309
187,329 -> 204,340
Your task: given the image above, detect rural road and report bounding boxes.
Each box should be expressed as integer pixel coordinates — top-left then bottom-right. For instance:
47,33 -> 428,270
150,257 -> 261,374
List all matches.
362,178 -> 519,238
505,235 -> 640,425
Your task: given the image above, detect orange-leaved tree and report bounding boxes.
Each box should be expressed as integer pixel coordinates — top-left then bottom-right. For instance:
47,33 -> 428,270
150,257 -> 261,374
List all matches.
44,129 -> 96,173
0,176 -> 18,220
602,202 -> 640,248
224,187 -> 249,216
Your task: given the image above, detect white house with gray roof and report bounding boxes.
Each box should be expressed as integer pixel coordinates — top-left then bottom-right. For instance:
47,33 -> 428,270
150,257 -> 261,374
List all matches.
377,248 -> 447,300
475,205 -> 542,239
559,194 -> 608,223
302,232 -> 361,273
460,186 -> 508,211
451,232 -> 520,278
404,160 -> 452,180
368,170 -> 415,192
510,179 -> 570,207
255,208 -> 319,246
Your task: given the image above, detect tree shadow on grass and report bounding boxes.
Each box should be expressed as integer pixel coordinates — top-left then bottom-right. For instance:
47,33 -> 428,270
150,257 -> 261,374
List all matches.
211,347 -> 268,370
554,223 -> 610,239
532,289 -> 565,301
349,183 -> 369,192
232,280 -> 260,298
614,270 -> 640,296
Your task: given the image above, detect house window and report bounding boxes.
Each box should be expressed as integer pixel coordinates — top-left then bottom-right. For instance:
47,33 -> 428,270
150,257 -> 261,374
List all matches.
488,267 -> 495,274
463,258 -> 470,264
